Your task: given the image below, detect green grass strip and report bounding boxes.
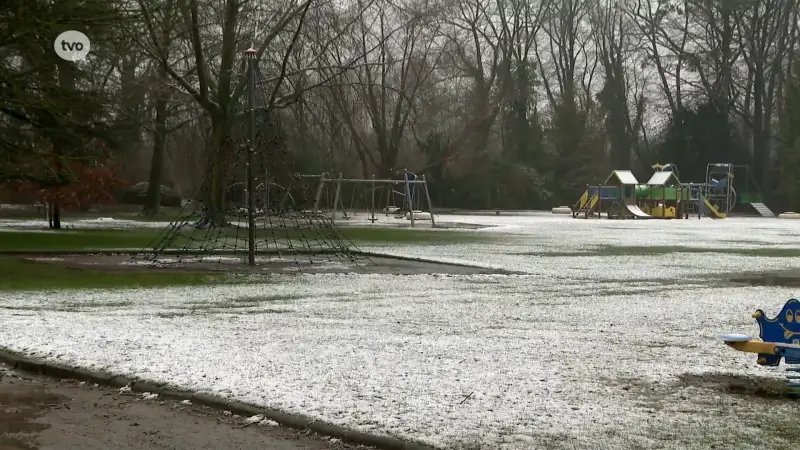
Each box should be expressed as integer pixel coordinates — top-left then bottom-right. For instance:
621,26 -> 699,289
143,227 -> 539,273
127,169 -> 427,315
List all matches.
0,226 -> 490,252
0,257 -> 229,291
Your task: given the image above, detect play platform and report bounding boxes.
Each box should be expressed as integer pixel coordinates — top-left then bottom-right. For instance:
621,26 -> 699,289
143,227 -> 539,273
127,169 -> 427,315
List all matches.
570,162 -> 772,220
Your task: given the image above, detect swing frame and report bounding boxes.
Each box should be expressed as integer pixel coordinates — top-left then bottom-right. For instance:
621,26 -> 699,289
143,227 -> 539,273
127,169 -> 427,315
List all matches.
294,172 -> 436,227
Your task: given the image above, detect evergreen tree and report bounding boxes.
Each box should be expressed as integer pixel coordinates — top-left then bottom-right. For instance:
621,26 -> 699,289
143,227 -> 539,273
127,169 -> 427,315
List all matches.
657,102 -> 748,184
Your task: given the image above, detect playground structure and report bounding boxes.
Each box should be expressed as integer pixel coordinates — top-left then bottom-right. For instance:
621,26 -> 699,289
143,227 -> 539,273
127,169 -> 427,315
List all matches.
720,298 -> 800,396
295,170 -> 436,228
135,48 -> 368,269
572,163 -> 774,219
135,48 -> 435,272
226,170 -> 436,227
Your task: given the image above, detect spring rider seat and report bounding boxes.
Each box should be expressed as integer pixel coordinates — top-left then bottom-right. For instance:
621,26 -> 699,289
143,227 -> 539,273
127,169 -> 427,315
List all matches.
720,298 -> 800,395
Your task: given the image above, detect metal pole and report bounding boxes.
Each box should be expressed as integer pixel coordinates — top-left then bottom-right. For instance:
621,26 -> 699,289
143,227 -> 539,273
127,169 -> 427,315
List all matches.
312,173 -> 327,213
727,166 -> 733,215
422,175 -> 435,228
370,174 -> 376,223
385,183 -> 391,216
404,169 -> 415,228
332,173 -> 343,224
288,177 -> 428,183
245,48 -> 257,266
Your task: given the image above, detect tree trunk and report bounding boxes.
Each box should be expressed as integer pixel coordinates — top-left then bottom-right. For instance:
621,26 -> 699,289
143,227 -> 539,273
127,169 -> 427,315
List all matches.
142,87 -> 169,216
196,114 -> 230,228
117,55 -> 144,171
51,202 -> 61,230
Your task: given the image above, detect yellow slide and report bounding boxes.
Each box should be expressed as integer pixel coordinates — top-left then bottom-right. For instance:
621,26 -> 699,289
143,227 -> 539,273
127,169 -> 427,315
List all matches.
702,197 -> 727,219
575,190 -> 598,211
576,190 -> 589,209
587,192 -> 598,210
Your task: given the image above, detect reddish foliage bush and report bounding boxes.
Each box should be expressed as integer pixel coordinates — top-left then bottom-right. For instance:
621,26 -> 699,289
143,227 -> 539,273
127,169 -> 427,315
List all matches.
2,142 -> 126,211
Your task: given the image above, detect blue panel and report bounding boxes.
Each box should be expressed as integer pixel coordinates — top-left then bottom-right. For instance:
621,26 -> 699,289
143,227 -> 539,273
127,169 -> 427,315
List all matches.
709,178 -> 729,188
599,187 -> 619,199
779,347 -> 800,362
754,299 -> 800,366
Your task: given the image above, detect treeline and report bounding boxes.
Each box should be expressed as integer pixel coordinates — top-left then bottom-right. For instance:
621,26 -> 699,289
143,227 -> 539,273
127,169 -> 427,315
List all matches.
3,0 -> 800,217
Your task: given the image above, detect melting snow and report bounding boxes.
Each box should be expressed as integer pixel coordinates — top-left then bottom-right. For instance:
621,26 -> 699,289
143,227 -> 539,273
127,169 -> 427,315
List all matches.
0,218 -> 172,230
1,214 -> 800,448
245,414 -> 264,424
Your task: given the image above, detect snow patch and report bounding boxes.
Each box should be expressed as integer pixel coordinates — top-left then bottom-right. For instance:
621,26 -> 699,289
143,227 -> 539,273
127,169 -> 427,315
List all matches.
245,414 -> 264,424
1,214 -> 799,448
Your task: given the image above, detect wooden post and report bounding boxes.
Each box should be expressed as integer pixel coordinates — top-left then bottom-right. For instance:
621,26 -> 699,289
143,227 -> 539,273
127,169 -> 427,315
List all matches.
422,175 -> 435,227
404,169 -> 415,228
685,187 -> 689,219
312,173 -> 327,213
332,173 -> 343,223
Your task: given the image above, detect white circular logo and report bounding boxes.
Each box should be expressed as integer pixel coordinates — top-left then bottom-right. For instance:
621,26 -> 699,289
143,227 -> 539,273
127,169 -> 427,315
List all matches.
54,30 -> 91,62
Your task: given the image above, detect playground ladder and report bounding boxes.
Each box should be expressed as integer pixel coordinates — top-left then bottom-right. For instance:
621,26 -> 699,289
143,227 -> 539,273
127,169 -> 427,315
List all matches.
750,202 -> 775,217
574,191 -> 598,216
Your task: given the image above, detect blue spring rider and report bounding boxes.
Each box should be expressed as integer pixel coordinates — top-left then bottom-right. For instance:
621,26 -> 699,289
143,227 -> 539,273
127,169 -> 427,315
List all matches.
721,298 -> 800,395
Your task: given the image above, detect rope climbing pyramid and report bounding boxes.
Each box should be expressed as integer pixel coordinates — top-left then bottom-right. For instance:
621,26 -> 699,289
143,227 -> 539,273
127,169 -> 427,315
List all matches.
133,195 -> 366,268
132,49 -> 369,271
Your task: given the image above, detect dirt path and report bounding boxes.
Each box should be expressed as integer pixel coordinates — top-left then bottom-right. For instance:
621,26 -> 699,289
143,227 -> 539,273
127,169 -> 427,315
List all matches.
0,364 -> 368,450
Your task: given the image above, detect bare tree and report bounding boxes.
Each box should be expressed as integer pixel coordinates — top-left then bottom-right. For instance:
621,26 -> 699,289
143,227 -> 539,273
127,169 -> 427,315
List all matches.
733,0 -> 797,190
496,0 -> 546,163
139,0 -> 179,215
592,0 -> 647,167
136,0 -> 314,225
624,0 -> 691,116
431,0 -> 513,171
323,0 -> 444,176
536,0 -> 596,108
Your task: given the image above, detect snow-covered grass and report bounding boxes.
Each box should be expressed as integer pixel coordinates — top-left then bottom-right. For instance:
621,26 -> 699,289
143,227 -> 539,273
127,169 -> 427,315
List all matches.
0,217 -> 174,230
2,214 -> 800,449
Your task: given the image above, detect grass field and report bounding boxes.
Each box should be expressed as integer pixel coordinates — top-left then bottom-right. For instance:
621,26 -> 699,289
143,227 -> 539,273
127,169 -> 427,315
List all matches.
2,213 -> 800,449
0,226 -> 490,252
0,224 -> 491,291
0,204 -> 184,220
0,257 -> 231,291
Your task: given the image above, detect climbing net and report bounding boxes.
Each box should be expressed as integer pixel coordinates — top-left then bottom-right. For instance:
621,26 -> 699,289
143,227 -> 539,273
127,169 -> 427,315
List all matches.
132,53 -> 369,270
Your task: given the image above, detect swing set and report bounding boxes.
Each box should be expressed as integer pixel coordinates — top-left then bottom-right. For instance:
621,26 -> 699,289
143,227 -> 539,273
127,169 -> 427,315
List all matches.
296,170 -> 436,228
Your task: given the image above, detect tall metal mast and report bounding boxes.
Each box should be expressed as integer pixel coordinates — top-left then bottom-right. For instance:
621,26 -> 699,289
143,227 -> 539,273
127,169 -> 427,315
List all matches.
245,47 -> 257,266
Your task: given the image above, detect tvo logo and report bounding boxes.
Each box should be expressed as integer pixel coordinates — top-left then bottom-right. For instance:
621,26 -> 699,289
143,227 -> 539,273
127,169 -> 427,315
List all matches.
54,30 -> 91,62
